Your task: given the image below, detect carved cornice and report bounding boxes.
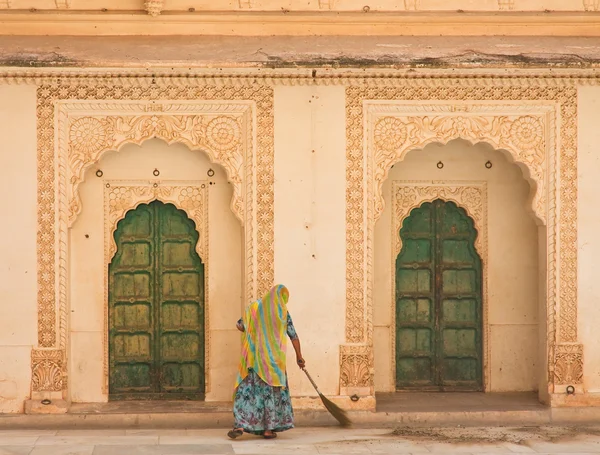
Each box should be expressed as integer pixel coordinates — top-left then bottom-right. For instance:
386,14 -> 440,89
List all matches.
3,71 -> 600,86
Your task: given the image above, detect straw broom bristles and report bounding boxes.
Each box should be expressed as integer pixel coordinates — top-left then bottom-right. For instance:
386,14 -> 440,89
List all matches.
302,368 -> 351,427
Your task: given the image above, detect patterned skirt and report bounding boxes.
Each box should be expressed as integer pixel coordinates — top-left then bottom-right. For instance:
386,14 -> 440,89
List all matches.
233,369 -> 294,435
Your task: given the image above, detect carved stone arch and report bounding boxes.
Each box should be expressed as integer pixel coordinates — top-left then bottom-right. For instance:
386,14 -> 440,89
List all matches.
33,83 -> 274,400
392,182 -> 487,259
102,180 -> 210,394
341,91 -> 580,402
105,182 -> 209,262
390,181 -> 490,391
53,99 -> 261,351
61,102 -> 250,227
367,103 -> 555,226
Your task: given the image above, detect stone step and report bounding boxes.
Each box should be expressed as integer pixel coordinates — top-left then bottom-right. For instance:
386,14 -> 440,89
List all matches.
4,406 -> 600,430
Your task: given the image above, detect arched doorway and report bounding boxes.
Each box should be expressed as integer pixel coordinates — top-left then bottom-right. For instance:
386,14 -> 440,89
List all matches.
108,200 -> 205,400
395,199 -> 482,391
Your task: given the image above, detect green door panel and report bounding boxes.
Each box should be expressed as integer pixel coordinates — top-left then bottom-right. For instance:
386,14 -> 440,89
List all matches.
396,200 -> 482,391
109,200 -> 205,400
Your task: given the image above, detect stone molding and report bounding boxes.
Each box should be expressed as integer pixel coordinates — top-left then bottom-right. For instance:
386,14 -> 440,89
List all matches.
1,12 -> 600,36
390,181 -> 489,391
4,70 -> 600,86
102,180 -> 209,394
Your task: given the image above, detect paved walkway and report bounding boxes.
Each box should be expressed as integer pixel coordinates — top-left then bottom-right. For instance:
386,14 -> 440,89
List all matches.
2,426 -> 600,455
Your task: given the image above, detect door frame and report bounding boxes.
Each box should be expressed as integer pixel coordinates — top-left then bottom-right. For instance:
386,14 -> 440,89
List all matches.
104,180 -> 209,396
390,181 -> 489,392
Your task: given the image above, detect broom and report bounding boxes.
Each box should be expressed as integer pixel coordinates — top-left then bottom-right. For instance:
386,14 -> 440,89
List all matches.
302,368 -> 352,427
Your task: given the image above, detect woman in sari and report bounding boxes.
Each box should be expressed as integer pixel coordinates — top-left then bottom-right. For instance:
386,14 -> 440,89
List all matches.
227,284 -> 305,440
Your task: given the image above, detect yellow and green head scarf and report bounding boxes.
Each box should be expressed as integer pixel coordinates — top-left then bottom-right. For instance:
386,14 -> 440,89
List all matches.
235,284 -> 290,390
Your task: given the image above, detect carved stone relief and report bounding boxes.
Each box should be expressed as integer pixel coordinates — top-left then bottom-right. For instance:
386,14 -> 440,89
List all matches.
145,0 -> 163,16
339,345 -> 372,390
102,181 -> 209,393
346,90 -> 577,392
35,87 -> 274,393
555,344 -> 584,384
31,349 -> 64,392
390,181 -> 489,390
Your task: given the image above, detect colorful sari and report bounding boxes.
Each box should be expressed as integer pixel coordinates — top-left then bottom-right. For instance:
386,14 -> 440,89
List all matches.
233,284 -> 298,435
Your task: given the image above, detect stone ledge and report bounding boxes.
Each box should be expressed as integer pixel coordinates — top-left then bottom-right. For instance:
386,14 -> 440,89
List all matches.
1,12 -> 600,36
24,399 -> 69,415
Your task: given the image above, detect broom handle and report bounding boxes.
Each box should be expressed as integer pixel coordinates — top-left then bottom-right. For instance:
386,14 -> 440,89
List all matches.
302,368 -> 321,394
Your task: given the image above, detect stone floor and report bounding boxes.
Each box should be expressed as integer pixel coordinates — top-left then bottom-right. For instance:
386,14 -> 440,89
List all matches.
2,426 -> 600,455
376,392 -> 544,412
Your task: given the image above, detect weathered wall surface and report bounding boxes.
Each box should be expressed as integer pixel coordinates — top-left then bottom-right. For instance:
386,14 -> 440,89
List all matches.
2,75 -> 600,412
274,86 -> 347,397
0,85 -> 37,412
577,85 -> 600,395
373,141 -> 540,393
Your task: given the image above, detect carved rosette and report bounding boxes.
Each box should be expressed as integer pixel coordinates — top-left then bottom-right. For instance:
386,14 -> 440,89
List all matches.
31,349 -> 64,392
339,345 -> 373,389
554,344 -> 584,385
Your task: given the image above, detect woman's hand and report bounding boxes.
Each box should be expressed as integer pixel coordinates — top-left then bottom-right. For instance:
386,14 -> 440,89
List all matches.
296,357 -> 306,369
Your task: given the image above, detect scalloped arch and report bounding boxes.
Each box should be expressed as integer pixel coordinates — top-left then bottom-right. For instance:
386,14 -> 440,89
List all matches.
65,111 -> 248,227
368,104 -> 556,226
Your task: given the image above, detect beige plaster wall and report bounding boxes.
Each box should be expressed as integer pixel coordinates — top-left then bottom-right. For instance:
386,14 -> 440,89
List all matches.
274,86 -> 347,397
69,139 -> 243,403
577,85 -> 600,394
0,85 -> 37,413
373,141 -> 541,393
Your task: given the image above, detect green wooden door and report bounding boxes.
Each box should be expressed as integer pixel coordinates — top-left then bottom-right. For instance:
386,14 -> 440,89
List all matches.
109,201 -> 205,400
395,199 -> 482,391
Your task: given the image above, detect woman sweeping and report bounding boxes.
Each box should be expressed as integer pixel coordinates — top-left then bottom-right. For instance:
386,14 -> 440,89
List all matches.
228,284 -> 305,440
